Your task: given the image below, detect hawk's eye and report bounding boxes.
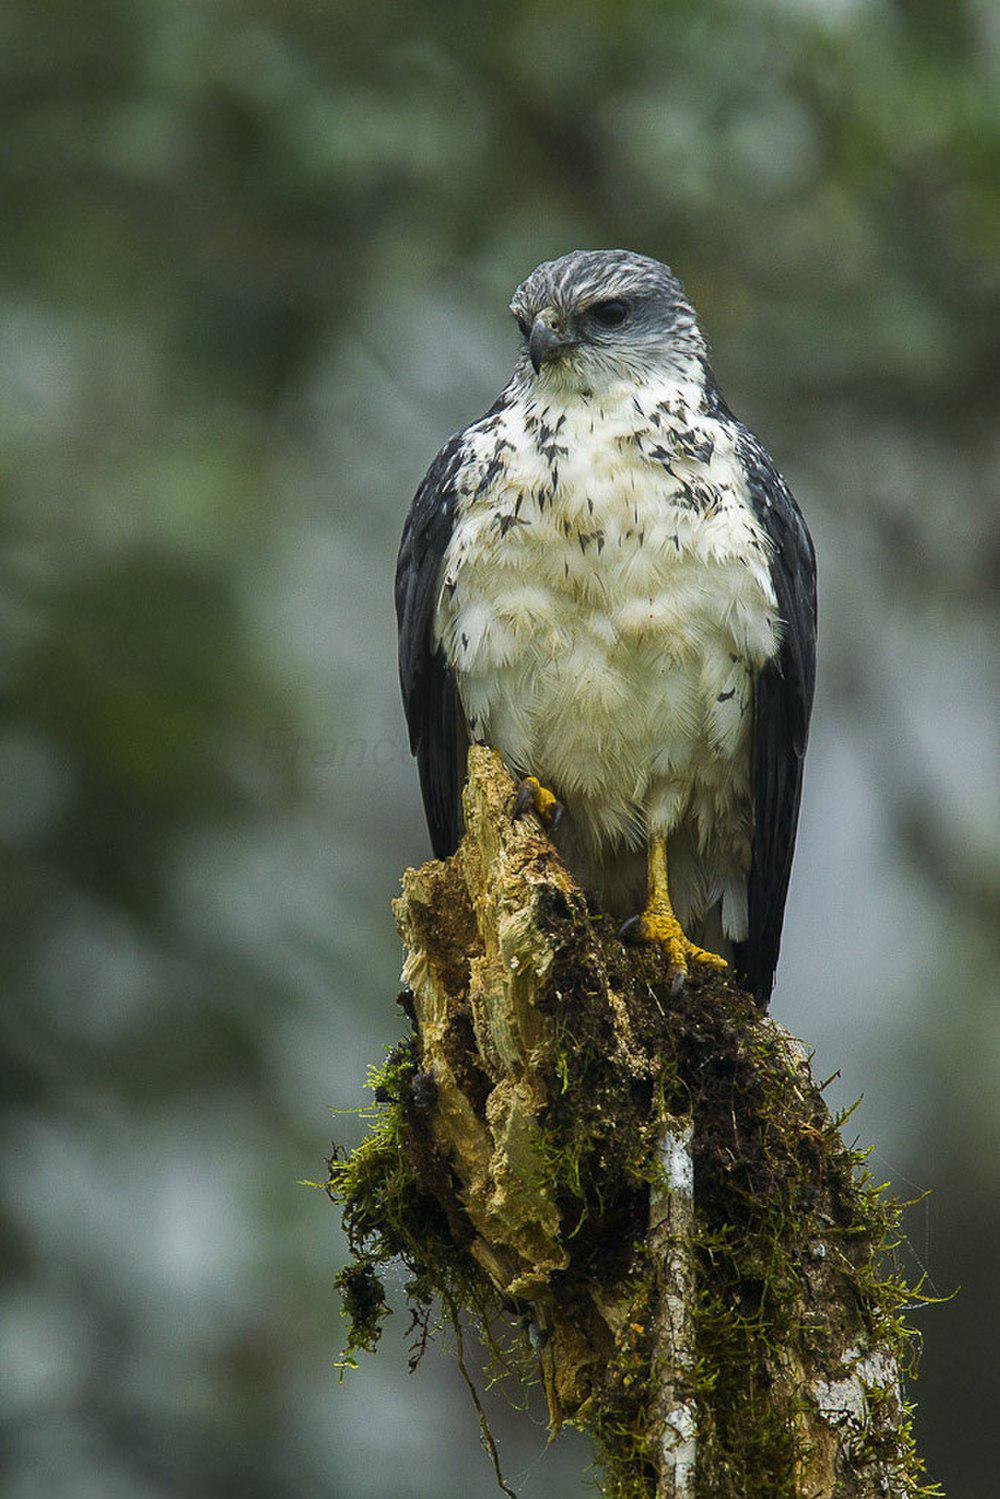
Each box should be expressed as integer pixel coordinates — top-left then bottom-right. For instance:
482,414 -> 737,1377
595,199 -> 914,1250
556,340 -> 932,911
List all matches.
515,314 -> 531,338
589,299 -> 629,328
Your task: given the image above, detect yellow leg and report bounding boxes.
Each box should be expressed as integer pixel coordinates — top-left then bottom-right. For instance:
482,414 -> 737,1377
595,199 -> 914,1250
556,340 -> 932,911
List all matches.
621,834 -> 727,982
513,775 -> 563,831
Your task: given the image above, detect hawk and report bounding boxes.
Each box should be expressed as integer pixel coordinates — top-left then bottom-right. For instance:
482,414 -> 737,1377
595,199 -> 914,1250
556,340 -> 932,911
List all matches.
396,250 -> 816,1008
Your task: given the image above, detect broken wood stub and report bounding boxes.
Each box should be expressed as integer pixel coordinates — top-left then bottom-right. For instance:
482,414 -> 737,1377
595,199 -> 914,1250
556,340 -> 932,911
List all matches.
342,745 -> 930,1496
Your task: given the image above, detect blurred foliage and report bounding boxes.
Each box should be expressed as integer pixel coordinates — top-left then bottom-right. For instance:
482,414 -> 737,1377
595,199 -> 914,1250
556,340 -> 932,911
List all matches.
1,1 -> 997,1495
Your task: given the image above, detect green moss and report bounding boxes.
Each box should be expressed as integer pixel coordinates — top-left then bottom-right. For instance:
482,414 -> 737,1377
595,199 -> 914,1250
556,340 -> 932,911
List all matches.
327,1030 -> 517,1384
332,1259 -> 388,1367
584,1267 -> 661,1496
649,974 -> 936,1498
328,942 -> 938,1497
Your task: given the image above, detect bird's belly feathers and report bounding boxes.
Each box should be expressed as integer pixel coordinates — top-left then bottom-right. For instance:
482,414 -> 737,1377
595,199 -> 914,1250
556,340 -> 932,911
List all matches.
435,403 -> 780,915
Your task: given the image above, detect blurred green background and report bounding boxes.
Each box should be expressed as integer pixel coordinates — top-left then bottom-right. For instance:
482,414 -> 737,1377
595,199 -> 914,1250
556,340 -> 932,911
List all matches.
2,0 -> 998,1494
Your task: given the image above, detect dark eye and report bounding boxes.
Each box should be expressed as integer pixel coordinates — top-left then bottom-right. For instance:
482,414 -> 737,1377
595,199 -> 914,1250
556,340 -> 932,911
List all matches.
589,299 -> 629,328
515,313 -> 531,338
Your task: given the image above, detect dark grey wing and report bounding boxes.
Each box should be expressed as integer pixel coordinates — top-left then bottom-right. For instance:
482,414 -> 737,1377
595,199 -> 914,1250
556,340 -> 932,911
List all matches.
395,433 -> 469,860
732,430 -> 817,1009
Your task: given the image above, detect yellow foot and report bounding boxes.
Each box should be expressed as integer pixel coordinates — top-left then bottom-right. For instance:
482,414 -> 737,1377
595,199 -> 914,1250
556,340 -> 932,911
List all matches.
618,904 -> 727,987
513,775 -> 563,833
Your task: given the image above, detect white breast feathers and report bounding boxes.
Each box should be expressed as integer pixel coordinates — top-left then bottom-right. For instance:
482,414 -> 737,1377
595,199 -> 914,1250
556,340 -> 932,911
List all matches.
434,375 -> 780,940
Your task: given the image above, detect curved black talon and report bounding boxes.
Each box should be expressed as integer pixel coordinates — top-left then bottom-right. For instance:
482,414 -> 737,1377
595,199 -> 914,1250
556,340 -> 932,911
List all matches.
513,782 -> 535,819
512,776 -> 564,833
617,913 -> 645,945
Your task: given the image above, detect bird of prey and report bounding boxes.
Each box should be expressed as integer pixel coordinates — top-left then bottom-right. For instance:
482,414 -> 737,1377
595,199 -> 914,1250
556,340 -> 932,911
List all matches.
396,250 -> 816,1008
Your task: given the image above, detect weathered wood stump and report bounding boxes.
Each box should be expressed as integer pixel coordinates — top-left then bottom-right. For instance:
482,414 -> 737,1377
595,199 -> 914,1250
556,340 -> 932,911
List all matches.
331,746 -> 933,1497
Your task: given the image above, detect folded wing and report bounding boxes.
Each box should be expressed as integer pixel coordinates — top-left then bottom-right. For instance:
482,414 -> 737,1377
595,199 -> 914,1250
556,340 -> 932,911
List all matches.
395,434 -> 469,859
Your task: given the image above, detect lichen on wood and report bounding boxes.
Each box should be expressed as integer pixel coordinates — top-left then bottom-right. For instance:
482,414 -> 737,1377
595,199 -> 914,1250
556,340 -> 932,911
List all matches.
328,746 -> 939,1497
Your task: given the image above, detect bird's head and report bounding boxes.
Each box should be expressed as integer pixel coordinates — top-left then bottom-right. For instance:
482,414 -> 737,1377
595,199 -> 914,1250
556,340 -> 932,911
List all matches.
509,249 -> 707,396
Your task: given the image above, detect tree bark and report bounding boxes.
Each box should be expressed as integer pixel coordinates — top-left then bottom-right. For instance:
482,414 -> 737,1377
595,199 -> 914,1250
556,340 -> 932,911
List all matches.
337,746 -> 931,1496
648,1116 -> 697,1497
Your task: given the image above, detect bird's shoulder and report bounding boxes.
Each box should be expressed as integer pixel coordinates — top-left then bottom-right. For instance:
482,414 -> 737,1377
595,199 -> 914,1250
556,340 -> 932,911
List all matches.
400,391 -> 517,527
395,395 -> 516,600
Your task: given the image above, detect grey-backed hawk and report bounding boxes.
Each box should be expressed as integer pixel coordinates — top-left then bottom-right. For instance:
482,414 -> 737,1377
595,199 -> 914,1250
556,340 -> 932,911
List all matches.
395,250 -> 816,1008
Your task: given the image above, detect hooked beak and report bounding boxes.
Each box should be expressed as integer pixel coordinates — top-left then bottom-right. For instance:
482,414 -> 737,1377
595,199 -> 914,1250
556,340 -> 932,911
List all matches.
529,312 -> 573,374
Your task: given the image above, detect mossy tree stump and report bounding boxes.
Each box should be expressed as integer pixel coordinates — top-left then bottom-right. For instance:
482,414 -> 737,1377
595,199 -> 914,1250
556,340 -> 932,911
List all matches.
331,747 -> 934,1497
